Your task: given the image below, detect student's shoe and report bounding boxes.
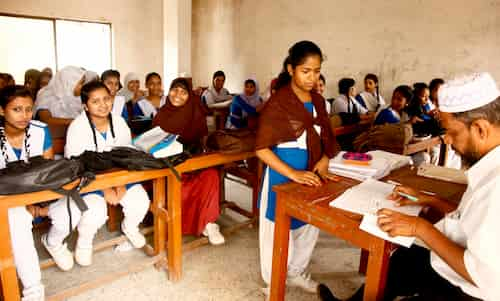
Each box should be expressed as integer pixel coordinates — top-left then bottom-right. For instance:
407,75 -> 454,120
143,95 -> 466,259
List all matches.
75,246 -> 93,266
122,221 -> 146,248
318,283 -> 341,301
41,234 -> 74,271
202,223 -> 225,245
21,284 -> 44,301
286,271 -> 318,293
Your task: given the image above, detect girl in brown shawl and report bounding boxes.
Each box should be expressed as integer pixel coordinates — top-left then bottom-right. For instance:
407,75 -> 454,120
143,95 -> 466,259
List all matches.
153,78 -> 224,245
256,41 -> 339,295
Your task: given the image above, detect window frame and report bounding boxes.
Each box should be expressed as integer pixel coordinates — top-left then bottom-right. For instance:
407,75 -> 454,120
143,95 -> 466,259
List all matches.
0,12 -> 113,72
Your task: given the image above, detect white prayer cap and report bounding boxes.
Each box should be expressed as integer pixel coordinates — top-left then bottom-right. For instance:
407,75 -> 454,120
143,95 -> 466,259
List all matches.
438,72 -> 500,113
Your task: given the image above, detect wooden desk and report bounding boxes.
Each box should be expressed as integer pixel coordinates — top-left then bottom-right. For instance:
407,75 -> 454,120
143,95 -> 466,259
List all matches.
163,151 -> 255,281
0,151 -> 254,300
269,167 -> 465,301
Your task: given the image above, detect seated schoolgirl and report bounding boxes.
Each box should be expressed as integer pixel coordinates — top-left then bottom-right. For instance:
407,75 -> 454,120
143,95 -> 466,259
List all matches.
43,81 -> 150,270
153,78 -> 224,245
34,66 -> 87,126
256,41 -> 338,294
429,78 -> 445,108
225,78 -> 262,129
315,74 -> 332,114
131,72 -> 166,118
332,78 -> 373,124
201,70 -> 232,106
101,69 -> 128,121
408,82 -> 437,122
374,85 -> 412,125
24,69 -> 41,100
355,73 -> 386,112
117,72 -> 144,103
0,85 -> 54,301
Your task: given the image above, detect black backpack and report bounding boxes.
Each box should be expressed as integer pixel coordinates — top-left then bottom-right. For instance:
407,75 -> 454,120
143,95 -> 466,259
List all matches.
0,156 -> 95,236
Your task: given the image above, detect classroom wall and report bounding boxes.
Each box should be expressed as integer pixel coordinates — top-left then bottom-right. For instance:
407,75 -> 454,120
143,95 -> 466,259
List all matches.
0,0 -> 163,84
192,0 -> 500,99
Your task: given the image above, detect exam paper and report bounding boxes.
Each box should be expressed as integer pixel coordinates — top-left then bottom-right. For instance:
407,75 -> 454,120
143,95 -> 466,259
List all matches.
329,178 -> 422,247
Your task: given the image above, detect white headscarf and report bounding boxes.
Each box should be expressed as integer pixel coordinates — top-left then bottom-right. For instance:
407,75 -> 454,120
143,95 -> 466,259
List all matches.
35,66 -> 86,119
239,78 -> 261,108
117,72 -> 140,101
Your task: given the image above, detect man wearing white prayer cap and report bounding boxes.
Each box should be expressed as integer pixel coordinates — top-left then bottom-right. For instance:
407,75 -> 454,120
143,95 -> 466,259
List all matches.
319,72 -> 500,301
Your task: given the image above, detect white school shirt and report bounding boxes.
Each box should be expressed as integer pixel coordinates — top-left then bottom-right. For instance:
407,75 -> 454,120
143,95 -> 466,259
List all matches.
0,120 -> 51,169
430,145 -> 500,300
202,88 -> 232,106
111,95 -> 126,117
135,96 -> 167,118
332,95 -> 368,115
358,91 -> 386,112
65,111 -> 132,158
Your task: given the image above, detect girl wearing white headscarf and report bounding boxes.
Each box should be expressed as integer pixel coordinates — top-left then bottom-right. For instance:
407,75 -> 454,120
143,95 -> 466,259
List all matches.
225,78 -> 262,129
117,72 -> 143,103
35,66 -> 89,125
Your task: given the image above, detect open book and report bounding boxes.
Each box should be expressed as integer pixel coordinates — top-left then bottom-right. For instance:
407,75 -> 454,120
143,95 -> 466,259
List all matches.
329,178 -> 422,247
132,126 -> 183,158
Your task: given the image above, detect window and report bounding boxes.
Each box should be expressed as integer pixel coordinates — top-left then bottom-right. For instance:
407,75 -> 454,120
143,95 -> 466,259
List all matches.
0,16 -> 56,84
0,14 -> 112,84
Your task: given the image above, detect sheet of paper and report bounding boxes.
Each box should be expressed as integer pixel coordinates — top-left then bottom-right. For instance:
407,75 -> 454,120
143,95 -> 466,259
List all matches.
329,178 -> 422,216
360,214 -> 415,248
329,178 -> 422,247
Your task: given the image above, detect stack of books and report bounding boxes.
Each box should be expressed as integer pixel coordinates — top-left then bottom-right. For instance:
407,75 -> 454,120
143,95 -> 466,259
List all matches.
329,150 -> 412,181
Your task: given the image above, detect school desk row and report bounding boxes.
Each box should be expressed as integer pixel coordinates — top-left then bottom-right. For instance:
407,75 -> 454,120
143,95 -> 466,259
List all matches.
0,151 -> 255,301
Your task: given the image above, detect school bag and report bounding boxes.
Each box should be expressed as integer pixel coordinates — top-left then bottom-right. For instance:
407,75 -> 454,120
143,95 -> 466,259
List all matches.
205,128 -> 256,154
353,123 -> 413,154
0,156 -> 94,235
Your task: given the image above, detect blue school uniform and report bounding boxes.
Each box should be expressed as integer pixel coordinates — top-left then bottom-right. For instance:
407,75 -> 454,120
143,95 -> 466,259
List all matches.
225,95 -> 259,129
258,102 -> 316,230
374,107 -> 406,125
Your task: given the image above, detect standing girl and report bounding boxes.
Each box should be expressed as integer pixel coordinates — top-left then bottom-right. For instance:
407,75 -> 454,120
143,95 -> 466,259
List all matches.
355,73 -> 386,112
0,85 -> 53,301
101,69 -> 129,121
256,41 -> 338,294
153,78 -> 224,244
131,72 -> 166,118
44,81 -> 150,269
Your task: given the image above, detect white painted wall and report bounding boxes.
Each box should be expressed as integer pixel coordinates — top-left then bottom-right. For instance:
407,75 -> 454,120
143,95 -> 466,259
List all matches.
163,0 -> 192,89
192,0 -> 500,99
0,0 -> 163,87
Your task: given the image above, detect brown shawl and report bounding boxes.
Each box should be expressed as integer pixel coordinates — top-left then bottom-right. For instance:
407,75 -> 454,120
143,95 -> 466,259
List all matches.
153,78 -> 208,144
256,84 -> 339,169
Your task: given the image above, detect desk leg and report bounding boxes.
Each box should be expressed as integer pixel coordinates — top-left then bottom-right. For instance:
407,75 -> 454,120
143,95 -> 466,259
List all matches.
0,206 -> 21,301
167,174 -> 182,282
364,240 -> 392,301
269,193 -> 291,301
153,177 -> 166,256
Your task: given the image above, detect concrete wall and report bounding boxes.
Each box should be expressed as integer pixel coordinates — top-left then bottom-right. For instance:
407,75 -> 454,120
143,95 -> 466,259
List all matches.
192,0 -> 500,99
0,0 -> 163,84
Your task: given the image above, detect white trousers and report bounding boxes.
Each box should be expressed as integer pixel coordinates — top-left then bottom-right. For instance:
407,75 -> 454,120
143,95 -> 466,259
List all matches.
259,169 -> 319,285
47,184 -> 150,249
8,207 -> 43,295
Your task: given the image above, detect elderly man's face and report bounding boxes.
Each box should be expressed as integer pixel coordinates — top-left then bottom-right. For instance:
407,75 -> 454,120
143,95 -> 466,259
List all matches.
441,112 -> 482,168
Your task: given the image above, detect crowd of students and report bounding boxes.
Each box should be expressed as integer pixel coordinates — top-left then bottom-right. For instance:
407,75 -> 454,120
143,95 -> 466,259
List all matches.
1,39 -> 499,301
